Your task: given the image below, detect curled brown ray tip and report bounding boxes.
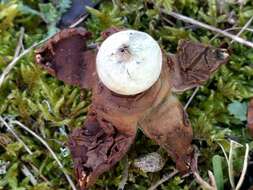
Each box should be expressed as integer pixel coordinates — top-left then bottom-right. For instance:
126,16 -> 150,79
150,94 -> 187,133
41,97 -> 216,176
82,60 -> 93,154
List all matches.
35,27 -> 229,189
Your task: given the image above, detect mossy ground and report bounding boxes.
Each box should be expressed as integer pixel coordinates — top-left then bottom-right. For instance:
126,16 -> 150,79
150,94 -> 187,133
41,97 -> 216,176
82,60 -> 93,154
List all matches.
0,0 -> 253,189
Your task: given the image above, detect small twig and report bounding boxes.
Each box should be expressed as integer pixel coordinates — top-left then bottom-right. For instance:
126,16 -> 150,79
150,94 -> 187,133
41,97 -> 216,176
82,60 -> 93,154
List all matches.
217,143 -> 229,163
21,164 -> 38,185
0,115 -> 41,186
235,144 -> 249,190
165,11 -> 253,48
190,145 -> 200,173
69,0 -> 103,28
162,16 -> 175,26
210,27 -> 253,42
193,171 -> 217,190
1,115 -> 54,184
208,170 -> 218,189
42,100 -> 53,113
118,156 -> 129,190
0,28 -> 25,88
69,15 -> 89,28
191,147 -> 217,190
14,27 -> 25,58
0,34 -> 52,89
148,169 -> 178,190
8,119 -> 77,190
227,140 -> 243,190
231,16 -> 253,44
184,87 -> 200,110
0,116 -> 38,186
0,44 -> 36,88
228,140 -> 236,189
219,141 -> 249,190
29,163 -> 50,183
0,116 -> 33,155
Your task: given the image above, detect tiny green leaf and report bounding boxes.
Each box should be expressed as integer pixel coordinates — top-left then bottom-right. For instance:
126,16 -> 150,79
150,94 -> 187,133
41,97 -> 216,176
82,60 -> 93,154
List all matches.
228,101 -> 247,121
212,155 -> 224,190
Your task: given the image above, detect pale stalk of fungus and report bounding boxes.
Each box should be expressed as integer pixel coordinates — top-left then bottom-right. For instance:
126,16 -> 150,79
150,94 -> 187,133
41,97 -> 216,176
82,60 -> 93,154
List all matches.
96,30 -> 162,95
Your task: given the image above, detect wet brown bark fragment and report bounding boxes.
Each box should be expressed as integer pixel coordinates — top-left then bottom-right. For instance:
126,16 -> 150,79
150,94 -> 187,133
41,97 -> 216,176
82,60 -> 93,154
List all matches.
170,40 -> 229,92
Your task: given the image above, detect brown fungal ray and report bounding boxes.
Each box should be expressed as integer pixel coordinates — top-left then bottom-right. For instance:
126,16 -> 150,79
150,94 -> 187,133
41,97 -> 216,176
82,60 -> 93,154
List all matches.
68,107 -> 136,189
35,28 -> 96,89
139,95 -> 193,173
170,40 -> 229,92
247,99 -> 253,137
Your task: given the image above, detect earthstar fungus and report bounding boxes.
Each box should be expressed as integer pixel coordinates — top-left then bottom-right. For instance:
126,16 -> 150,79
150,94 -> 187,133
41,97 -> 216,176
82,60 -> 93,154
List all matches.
35,27 -> 229,189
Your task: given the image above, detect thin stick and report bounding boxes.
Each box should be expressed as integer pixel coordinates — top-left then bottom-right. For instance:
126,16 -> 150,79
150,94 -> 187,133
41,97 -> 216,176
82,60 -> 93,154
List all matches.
232,27 -> 253,32
231,16 -> 253,44
191,151 -> 217,190
9,119 -> 77,190
235,144 -> 249,190
69,15 -> 89,28
193,171 -> 216,190
29,163 -> 50,183
228,141 -> 236,189
21,164 -> 38,185
218,143 -> 229,163
208,170 -> 218,190
0,116 -> 43,186
69,0 -> 102,28
42,100 -> 53,113
162,16 -> 175,26
148,169 -> 178,190
0,35 -> 52,89
166,11 -> 253,48
210,27 -> 253,42
0,28 -> 25,88
184,87 -> 199,110
0,43 -> 37,88
0,116 -> 33,155
14,27 -> 25,58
